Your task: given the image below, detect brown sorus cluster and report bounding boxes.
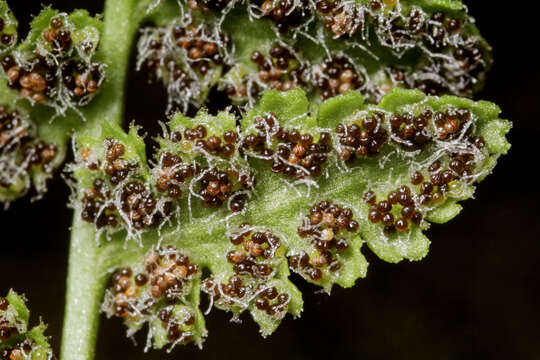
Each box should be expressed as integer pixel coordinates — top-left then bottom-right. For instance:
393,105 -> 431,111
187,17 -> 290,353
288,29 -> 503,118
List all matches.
390,110 -> 432,150
417,159 -> 454,205
143,22 -> 227,97
117,180 -> 169,230
110,246 -> 199,319
183,124 -> 239,157
415,146 -> 483,205
21,141 -> 58,173
0,17 -> 15,48
156,306 -> 196,343
316,0 -> 399,38
145,246 -> 199,302
313,55 -> 364,100
256,0 -> 307,33
156,152 -> 186,200
60,60 -> 103,99
81,178 -> 118,228
107,247 -> 199,344
173,24 -> 226,75
317,0 -> 365,37
0,107 -> 58,189
365,185 -> 423,232
103,138 -> 135,185
250,43 -> 309,92
454,40 -> 484,72
1,18 -> 103,104
0,339 -> 46,360
433,108 -> 473,140
101,138 -> 133,184
110,267 -> 139,317
421,11 -> 465,52
369,126 -> 484,220
82,179 -> 170,230
292,201 -> 357,281
254,286 -> 289,317
2,55 -> 50,104
157,125 -> 253,212
187,0 -> 232,13
0,298 -> 17,341
42,17 -> 72,54
244,112 -> 332,179
336,112 -> 388,161
143,36 -> 192,96
81,139 -> 169,230
227,225 -> 282,278
0,108 -> 32,155
198,167 -> 253,211
0,108 -> 33,187
0,298 -> 7,311
202,275 -> 248,306
202,276 -> 291,319
82,177 -> 168,230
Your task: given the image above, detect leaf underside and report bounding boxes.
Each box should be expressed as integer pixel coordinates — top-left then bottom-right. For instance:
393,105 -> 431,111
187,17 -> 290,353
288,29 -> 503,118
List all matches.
72,86 -> 510,348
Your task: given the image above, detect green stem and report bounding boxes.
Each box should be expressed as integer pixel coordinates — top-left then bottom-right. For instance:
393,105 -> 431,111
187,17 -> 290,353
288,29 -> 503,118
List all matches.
60,216 -> 107,360
60,0 -> 147,358
81,0 -> 141,134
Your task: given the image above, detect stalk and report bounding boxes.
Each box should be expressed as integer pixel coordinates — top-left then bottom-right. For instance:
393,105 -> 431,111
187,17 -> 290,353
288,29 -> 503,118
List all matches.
60,0 -> 146,358
60,217 -> 107,360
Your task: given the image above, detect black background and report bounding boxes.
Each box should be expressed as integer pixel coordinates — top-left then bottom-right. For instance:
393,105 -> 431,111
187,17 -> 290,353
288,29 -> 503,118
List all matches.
1,1 -> 539,359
